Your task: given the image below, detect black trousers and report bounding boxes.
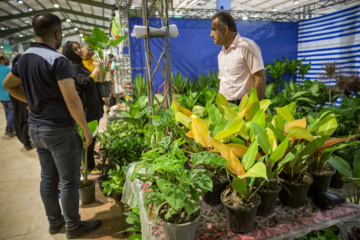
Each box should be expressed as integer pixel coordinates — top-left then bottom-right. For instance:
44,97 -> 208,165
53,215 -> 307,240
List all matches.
9,96 -> 31,147
228,99 -> 241,105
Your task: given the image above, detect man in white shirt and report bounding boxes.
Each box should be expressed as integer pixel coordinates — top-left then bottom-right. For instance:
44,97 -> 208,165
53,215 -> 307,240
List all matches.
210,11 -> 266,103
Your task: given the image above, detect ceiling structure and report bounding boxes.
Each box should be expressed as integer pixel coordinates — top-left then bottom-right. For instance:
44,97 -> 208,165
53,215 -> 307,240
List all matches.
0,0 -> 359,47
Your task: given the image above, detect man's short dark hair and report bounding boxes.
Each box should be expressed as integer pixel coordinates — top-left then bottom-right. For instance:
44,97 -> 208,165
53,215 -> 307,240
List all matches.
212,11 -> 237,32
32,12 -> 61,38
0,54 -> 5,62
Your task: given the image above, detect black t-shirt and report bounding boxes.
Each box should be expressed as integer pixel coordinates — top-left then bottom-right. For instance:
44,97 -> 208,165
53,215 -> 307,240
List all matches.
12,42 -> 76,128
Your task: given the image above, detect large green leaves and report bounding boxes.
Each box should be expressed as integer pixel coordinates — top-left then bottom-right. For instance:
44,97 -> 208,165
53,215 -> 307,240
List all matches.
214,121 -> 244,141
216,93 -> 229,115
269,136 -> 290,163
250,122 -> 272,155
92,27 -> 108,44
241,162 -> 268,180
242,140 -> 258,170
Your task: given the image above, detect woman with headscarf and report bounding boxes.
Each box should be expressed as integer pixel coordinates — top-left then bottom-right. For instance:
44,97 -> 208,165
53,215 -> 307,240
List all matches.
62,41 -> 104,174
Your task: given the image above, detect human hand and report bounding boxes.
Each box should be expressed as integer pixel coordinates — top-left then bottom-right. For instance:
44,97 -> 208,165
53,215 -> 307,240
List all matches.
82,128 -> 94,149
93,60 -> 100,69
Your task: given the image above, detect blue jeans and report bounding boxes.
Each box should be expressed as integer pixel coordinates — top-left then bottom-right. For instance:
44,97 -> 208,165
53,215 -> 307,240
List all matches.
29,124 -> 83,230
1,101 -> 15,131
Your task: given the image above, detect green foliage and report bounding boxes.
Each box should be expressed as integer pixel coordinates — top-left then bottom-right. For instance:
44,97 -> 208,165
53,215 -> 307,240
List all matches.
131,138 -> 224,220
109,134 -> 147,168
132,75 -> 147,100
117,208 -> 142,239
83,27 -> 125,78
265,59 -> 287,92
328,151 -> 360,204
284,57 -> 303,81
334,70 -> 360,97
101,164 -> 126,196
295,226 -> 342,240
171,72 -> 188,95
299,62 -> 312,81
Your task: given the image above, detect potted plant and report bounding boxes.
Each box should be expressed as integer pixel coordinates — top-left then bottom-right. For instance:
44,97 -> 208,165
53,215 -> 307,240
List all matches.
131,137 -> 224,240
306,111 -> 358,195
210,137 -> 268,233
77,120 -> 98,205
101,164 -> 126,201
83,27 -> 125,97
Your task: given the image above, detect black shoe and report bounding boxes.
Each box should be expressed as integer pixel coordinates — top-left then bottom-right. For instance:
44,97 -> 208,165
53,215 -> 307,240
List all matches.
24,144 -> 35,151
66,220 -> 102,239
49,217 -> 65,235
5,129 -> 15,137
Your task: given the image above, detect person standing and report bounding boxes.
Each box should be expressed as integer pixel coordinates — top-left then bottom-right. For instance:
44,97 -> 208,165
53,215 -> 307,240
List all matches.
3,12 -> 102,239
210,11 -> 266,103
0,54 -> 15,137
62,41 -> 104,174
9,54 -> 34,150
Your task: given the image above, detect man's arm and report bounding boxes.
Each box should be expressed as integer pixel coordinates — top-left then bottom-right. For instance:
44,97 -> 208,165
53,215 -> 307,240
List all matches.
58,78 -> 93,148
3,72 -> 27,102
253,70 -> 266,101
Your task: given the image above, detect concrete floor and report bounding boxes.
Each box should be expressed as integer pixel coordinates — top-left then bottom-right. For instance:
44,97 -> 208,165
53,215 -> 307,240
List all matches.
0,106 -> 126,240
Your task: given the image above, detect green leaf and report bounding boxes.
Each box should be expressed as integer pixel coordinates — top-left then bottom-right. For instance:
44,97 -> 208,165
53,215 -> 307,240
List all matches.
269,136 -> 290,163
175,112 -> 192,129
288,126 -> 314,142
275,106 -> 295,122
318,117 -> 337,136
242,140 -> 258,171
327,155 -> 352,177
216,93 -> 229,115
242,162 -> 268,180
128,234 -> 142,240
298,136 -> 329,159
247,88 -> 259,105
214,121 -> 243,141
92,27 -> 108,44
208,104 -> 221,123
213,119 -> 228,136
108,36 -> 125,47
231,178 -> 247,195
354,151 -> 360,179
251,122 -> 272,155
156,179 -> 187,211
223,106 -> 238,123
278,147 -> 297,168
252,109 -> 266,129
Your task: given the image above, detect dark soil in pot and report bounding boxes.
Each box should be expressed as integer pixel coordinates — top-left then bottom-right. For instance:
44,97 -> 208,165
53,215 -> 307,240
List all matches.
221,186 -> 261,233
203,170 -> 229,205
308,164 -> 336,196
79,179 -> 95,205
257,179 -> 282,216
330,170 -> 345,189
280,172 -> 313,207
158,203 -> 200,224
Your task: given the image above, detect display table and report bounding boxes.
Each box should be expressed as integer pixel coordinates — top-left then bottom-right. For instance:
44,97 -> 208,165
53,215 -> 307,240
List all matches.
122,164 -> 360,240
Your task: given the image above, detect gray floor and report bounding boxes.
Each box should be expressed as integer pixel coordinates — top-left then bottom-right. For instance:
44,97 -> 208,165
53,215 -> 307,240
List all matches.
0,106 -> 125,240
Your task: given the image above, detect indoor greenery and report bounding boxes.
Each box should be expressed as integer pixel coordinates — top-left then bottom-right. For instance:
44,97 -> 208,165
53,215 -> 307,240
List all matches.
101,164 -> 126,197
117,208 -> 142,240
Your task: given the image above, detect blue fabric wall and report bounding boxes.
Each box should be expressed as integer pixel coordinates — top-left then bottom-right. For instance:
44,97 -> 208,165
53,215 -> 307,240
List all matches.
129,17 -> 298,91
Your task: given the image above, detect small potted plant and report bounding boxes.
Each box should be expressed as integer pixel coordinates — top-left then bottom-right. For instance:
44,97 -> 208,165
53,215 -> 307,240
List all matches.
78,120 -> 98,205
101,164 -> 126,201
210,137 -> 268,233
131,137 -> 224,240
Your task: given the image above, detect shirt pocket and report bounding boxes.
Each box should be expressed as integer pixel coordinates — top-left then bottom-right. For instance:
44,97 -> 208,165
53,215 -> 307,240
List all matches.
231,55 -> 246,76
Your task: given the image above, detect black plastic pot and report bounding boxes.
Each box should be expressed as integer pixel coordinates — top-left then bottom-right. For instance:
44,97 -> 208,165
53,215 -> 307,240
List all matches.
308,166 -> 336,196
79,179 -> 95,205
330,170 -> 345,189
96,81 -> 112,98
203,179 -> 229,205
112,190 -> 122,202
257,184 -> 282,216
280,173 -> 313,207
157,202 -> 201,240
221,192 -> 261,233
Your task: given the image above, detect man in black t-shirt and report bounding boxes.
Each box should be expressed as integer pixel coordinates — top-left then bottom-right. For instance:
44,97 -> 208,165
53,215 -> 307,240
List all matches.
3,13 -> 102,239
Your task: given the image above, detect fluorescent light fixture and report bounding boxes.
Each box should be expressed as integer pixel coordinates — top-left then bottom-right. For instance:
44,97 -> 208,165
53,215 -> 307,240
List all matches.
74,27 -> 78,31
272,7 -> 277,11
18,0 -> 23,3
28,7 -> 33,11
129,5 -> 136,9
66,19 -> 71,22
0,46 -> 3,49
79,33 -> 83,37
62,33 -> 65,36
1,27 -> 5,30
294,0 -> 299,3
242,16 -> 248,20
19,34 -> 23,37
54,4 -> 59,8
25,20 -> 30,23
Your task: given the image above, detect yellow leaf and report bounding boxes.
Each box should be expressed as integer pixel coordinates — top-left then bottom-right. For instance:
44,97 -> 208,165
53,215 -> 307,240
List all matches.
185,130 -> 194,138
226,143 -> 262,160
239,102 -> 254,118
191,116 -> 211,148
284,117 -> 307,135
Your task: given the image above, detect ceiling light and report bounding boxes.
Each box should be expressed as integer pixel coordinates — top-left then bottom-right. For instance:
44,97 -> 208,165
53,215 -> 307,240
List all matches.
1,27 -> 5,30
25,20 -> 30,23
54,4 -> 59,8
129,5 -> 135,9
74,27 -> 78,31
28,7 -> 33,11
62,33 -> 65,36
17,0 -> 23,3
19,34 -> 23,37
0,46 -> 3,49
79,33 -> 83,37
242,16 -> 248,20
294,0 -> 299,3
66,19 -> 71,22
272,7 -> 277,11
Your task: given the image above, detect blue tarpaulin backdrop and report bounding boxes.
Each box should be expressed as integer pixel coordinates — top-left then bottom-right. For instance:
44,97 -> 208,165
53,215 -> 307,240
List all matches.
129,17 -> 298,91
